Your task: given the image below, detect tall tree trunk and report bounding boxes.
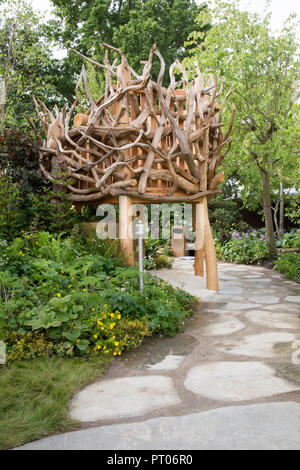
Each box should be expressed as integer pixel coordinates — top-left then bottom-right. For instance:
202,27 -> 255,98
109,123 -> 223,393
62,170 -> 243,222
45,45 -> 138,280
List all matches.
262,169 -> 277,255
279,180 -> 284,237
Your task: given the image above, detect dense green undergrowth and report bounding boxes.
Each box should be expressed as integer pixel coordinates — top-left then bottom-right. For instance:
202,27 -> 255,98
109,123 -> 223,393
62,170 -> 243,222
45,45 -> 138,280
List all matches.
213,227 -> 300,282
0,230 -> 195,363
274,252 -> 300,283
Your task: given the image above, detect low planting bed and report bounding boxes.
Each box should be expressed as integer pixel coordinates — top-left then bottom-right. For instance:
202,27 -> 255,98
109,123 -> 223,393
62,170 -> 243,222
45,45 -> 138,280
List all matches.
0,231 -> 195,449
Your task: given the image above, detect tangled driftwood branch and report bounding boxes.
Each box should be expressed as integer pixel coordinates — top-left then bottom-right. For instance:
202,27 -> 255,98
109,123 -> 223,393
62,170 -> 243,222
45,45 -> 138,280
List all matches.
35,44 -> 235,203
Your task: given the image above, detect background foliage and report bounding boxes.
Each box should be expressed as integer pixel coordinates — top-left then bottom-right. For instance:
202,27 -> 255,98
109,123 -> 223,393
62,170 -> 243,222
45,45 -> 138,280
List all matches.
184,0 -> 299,253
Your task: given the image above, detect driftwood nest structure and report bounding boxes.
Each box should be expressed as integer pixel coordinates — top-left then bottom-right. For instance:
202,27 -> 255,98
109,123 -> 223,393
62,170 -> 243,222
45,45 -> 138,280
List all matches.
34,44 -> 236,290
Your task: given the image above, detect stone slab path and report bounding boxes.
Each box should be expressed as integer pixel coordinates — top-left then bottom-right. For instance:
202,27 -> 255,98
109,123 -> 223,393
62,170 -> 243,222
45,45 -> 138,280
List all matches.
17,260 -> 300,450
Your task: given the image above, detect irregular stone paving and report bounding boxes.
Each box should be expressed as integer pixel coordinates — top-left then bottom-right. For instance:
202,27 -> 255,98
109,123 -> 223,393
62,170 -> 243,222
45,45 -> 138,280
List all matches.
18,260 -> 300,450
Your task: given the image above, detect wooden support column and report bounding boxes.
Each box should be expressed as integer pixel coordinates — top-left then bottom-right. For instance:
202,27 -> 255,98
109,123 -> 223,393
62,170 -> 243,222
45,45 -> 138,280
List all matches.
119,195 -> 135,266
203,196 -> 219,291
192,202 -> 204,276
201,126 -> 219,291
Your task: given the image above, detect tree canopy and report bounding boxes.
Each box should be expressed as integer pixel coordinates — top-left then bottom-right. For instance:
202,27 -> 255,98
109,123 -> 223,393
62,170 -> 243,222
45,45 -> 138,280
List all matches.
184,0 -> 300,252
0,0 -> 63,130
50,0 -> 210,83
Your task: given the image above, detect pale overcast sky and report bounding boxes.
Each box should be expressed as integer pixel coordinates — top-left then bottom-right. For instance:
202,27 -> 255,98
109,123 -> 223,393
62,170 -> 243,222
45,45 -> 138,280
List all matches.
29,0 -> 299,33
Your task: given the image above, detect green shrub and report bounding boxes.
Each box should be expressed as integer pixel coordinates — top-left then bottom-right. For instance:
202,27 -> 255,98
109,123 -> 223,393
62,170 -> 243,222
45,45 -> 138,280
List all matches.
275,229 -> 300,249
221,238 -> 270,264
215,227 -> 300,265
2,331 -> 59,362
154,255 -> 173,269
218,229 -> 270,264
274,252 -> 300,283
0,177 -> 23,241
144,238 -> 172,270
0,175 -> 82,241
113,317 -> 151,351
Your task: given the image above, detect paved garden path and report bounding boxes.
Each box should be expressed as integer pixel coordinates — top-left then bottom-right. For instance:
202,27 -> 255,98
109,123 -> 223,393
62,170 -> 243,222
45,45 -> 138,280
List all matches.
18,260 -> 300,450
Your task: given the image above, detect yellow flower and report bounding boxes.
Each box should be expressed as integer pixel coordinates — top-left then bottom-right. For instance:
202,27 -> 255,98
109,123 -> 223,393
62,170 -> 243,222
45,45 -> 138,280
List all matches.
110,313 -> 115,318
26,235 -> 30,239
97,345 -> 101,350
104,350 -> 109,354
110,323 -> 115,329
113,336 -> 115,339
118,351 -> 121,356
113,352 -> 117,356
56,293 -> 61,298
76,339 -> 80,343
94,334 -> 98,339
82,288 -> 86,292
18,251 -> 22,255
68,285 -> 72,289
101,327 -> 104,330
103,345 -> 106,350
71,290 -> 75,293
35,241 -> 39,245
114,341 -> 119,346
117,314 -> 121,319
103,314 -> 107,319
21,253 -> 25,257
92,308 -> 95,311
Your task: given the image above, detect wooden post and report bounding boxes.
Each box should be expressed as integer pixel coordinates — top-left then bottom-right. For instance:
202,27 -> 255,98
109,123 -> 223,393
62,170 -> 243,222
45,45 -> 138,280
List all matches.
192,203 -> 204,276
201,125 -> 219,291
203,196 -> 219,291
115,65 -> 135,265
119,195 -> 135,266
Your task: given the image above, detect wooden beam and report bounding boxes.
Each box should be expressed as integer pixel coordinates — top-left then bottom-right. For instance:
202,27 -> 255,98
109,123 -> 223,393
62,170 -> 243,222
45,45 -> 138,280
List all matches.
69,188 -> 221,203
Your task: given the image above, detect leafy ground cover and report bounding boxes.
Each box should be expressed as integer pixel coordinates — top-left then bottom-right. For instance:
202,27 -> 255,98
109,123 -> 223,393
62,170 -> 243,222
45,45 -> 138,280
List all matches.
0,231 -> 195,361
